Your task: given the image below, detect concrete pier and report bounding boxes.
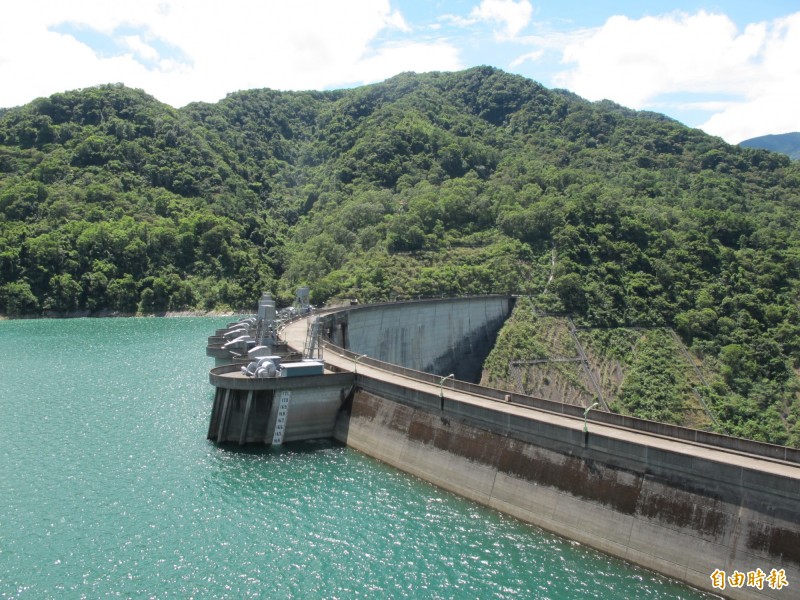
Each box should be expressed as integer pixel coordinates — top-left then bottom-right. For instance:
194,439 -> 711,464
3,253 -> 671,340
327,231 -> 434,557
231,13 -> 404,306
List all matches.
207,365 -> 354,445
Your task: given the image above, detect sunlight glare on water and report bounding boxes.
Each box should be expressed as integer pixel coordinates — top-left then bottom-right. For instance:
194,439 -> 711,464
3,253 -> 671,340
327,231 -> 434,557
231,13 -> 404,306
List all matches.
0,317 -> 714,598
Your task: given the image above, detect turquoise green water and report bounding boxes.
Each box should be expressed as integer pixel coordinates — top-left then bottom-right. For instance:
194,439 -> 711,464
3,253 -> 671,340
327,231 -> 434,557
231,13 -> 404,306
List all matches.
0,317 -> 713,599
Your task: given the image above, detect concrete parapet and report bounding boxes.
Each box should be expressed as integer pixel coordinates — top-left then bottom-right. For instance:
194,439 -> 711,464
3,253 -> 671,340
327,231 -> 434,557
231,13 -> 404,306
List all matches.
318,295 -> 515,382
322,338 -> 800,465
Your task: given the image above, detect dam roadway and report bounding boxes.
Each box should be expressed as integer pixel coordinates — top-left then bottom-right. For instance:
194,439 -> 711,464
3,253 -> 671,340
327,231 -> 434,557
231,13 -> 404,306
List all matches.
282,314 -> 799,485
279,303 -> 800,600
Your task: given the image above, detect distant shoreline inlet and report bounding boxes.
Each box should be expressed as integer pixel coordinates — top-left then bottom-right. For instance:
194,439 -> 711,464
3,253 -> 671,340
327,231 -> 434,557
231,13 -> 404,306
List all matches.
206,294 -> 800,599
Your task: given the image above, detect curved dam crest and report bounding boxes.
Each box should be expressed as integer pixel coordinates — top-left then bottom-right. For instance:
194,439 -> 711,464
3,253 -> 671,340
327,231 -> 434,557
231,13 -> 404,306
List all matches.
321,296 -> 515,382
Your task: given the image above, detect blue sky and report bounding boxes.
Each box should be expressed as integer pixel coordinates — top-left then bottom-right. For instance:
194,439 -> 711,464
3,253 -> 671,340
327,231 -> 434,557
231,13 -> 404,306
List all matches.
2,1 -> 799,143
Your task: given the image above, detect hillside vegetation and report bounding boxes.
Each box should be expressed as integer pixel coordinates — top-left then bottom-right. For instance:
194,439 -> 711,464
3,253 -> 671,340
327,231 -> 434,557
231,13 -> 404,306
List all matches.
2,67 -> 800,445
482,298 -> 717,431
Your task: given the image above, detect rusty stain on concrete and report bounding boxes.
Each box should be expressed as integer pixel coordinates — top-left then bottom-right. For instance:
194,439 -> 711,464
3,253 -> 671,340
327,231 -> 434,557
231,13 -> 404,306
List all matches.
747,522 -> 800,567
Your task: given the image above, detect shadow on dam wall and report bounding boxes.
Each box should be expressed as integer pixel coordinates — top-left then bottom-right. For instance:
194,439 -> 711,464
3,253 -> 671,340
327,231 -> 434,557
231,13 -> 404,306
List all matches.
319,296 -> 516,383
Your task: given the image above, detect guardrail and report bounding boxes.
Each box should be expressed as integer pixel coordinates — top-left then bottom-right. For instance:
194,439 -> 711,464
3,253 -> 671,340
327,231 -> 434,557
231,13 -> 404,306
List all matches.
274,299 -> 800,465
322,340 -> 800,465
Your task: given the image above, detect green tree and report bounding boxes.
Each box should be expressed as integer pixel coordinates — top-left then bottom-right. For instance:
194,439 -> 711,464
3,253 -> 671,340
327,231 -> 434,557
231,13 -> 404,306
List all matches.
44,273 -> 82,312
107,275 -> 138,313
0,281 -> 40,316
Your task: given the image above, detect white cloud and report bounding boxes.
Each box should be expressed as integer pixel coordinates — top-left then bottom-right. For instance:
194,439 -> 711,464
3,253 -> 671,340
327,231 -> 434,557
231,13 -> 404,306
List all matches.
385,8 -> 411,33
4,2 -> 798,144
120,35 -> 160,63
554,12 -> 761,108
470,0 -> 532,40
0,0 -> 460,108
510,49 -> 544,68
339,41 -> 462,88
551,10 -> 800,142
700,12 -> 800,142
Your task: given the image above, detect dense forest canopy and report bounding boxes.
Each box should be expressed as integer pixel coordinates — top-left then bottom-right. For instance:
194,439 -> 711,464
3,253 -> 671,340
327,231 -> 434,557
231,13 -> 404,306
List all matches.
2,67 -> 800,445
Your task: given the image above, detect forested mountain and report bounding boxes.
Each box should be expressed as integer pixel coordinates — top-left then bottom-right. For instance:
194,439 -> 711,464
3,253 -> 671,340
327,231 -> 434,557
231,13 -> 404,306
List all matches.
2,67 -> 800,445
740,132 -> 800,160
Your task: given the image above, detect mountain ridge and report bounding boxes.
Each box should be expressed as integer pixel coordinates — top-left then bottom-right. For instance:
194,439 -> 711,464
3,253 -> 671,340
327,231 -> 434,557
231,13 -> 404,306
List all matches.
740,131 -> 800,160
1,67 -> 800,445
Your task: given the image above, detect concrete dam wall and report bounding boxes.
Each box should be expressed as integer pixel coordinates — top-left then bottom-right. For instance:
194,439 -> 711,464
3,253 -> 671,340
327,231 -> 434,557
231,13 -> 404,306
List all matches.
279,296 -> 800,600
236,296 -> 800,598
319,296 -> 515,382
333,376 -> 800,600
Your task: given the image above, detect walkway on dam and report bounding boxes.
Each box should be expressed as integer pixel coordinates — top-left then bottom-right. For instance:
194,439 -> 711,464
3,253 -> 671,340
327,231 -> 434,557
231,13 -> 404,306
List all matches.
282,315 -> 800,481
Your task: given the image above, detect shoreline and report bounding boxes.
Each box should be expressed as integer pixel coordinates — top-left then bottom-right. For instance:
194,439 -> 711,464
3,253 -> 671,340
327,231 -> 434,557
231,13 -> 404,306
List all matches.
0,309 -> 246,321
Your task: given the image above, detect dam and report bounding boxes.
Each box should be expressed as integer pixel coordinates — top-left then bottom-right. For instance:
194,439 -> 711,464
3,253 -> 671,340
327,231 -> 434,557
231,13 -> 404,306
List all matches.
207,295 -> 800,600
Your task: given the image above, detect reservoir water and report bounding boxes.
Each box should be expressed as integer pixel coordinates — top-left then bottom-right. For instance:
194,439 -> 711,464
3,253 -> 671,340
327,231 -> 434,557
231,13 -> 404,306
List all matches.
0,317 -> 714,598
